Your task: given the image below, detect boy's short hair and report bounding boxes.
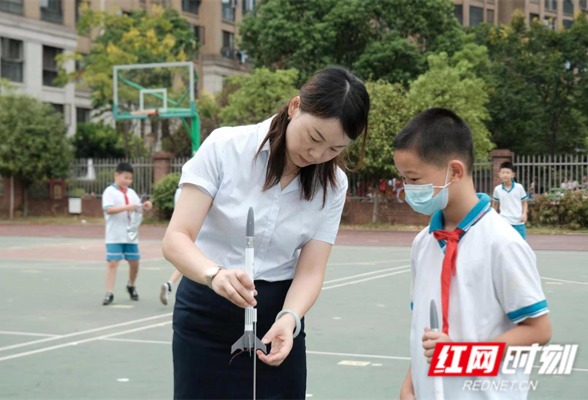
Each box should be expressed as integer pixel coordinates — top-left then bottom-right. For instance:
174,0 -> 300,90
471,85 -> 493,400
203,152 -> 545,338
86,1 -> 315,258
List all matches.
500,161 -> 515,172
393,108 -> 474,173
116,162 -> 134,174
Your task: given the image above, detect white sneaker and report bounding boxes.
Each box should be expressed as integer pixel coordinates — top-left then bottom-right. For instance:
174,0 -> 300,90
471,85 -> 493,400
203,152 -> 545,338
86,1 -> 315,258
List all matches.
160,282 -> 172,305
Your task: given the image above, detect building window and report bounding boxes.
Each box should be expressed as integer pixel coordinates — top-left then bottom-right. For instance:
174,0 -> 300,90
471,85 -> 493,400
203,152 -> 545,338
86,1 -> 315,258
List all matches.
581,0 -> 588,10
0,37 -> 23,83
51,103 -> 64,115
222,0 -> 236,22
76,107 -> 91,123
194,25 -> 205,45
530,13 -> 540,22
0,0 -> 23,15
545,0 -> 557,12
544,17 -> 556,30
182,0 -> 200,14
76,0 -> 89,23
43,46 -> 62,87
454,5 -> 463,26
221,31 -> 235,59
470,6 -> 484,27
41,0 -> 63,24
487,9 -> 495,24
563,19 -> 573,29
242,0 -> 255,15
563,0 -> 574,14
153,0 -> 171,9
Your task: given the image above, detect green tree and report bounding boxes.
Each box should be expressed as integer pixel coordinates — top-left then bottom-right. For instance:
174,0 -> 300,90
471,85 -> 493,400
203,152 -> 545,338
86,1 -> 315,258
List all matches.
407,52 -> 494,160
0,92 -> 73,218
152,172 -> 180,219
59,4 -> 198,109
219,68 -> 299,126
346,81 -> 414,178
72,122 -> 125,158
240,0 -> 464,84
474,12 -> 588,155
353,32 -> 425,85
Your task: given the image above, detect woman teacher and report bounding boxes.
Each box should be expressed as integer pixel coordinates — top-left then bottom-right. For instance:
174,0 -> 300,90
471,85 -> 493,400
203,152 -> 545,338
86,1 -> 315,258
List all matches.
163,66 -> 370,399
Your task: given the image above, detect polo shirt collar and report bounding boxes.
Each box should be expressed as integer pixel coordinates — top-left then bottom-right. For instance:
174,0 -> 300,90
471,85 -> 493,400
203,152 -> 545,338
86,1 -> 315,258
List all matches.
429,193 -> 492,249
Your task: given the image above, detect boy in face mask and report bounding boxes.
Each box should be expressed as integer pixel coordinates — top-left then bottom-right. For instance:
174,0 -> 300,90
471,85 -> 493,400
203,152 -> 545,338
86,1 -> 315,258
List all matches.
395,108 -> 552,400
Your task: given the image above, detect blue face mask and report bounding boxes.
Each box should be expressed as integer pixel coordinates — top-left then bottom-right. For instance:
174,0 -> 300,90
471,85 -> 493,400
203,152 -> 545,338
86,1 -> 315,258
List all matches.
404,166 -> 452,216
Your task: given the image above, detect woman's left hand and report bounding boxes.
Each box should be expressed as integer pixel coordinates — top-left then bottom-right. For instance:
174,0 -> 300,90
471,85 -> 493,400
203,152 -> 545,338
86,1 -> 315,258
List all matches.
257,313 -> 296,367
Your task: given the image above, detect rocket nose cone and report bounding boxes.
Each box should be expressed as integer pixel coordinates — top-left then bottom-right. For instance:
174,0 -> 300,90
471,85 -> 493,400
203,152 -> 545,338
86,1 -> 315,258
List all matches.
430,299 -> 439,331
247,207 -> 254,237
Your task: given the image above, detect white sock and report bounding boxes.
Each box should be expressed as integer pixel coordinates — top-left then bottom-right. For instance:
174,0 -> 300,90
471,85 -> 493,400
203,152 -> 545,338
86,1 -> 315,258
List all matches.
167,281 -> 174,292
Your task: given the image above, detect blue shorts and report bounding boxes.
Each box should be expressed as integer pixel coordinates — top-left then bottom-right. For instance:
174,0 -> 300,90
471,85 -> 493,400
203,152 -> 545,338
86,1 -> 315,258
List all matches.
512,224 -> 527,240
106,244 -> 141,261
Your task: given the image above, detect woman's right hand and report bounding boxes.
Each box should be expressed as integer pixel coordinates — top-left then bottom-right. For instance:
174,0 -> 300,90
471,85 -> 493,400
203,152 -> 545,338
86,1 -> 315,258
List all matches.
211,269 -> 257,308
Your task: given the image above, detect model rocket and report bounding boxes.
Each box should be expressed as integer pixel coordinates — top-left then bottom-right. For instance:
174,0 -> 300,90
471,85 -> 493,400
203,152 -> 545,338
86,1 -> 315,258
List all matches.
231,207 -> 268,357
430,299 -> 445,400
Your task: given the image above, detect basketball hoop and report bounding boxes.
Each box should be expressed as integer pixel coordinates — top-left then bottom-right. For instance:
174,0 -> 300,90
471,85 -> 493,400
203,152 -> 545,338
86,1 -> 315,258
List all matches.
113,61 -> 200,154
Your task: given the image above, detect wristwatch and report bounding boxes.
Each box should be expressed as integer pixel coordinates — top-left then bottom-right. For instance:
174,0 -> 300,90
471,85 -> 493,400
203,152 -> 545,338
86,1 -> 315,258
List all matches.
205,266 -> 224,289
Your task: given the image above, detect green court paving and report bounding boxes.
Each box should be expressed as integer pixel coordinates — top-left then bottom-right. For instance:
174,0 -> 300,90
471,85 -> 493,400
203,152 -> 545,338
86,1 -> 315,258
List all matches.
0,238 -> 586,399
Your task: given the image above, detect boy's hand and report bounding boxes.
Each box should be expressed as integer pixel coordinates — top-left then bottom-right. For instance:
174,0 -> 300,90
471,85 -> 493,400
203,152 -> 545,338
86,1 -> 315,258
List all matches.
126,204 -> 139,212
142,200 -> 153,211
422,327 -> 452,364
520,213 -> 527,223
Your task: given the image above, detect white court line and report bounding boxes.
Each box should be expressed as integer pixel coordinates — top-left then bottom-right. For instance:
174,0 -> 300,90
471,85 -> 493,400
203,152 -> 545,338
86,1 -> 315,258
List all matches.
0,331 -> 60,338
328,259 -> 409,267
323,265 -> 410,285
101,337 -> 171,345
0,312 -> 172,353
0,321 -> 172,363
322,270 -> 410,290
540,276 -> 588,285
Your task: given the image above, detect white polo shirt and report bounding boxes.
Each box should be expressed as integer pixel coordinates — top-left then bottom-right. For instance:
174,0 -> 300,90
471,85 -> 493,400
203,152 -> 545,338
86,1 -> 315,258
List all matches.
179,117 -> 348,282
410,194 -> 548,400
102,184 -> 141,244
174,188 -> 181,207
493,181 -> 528,225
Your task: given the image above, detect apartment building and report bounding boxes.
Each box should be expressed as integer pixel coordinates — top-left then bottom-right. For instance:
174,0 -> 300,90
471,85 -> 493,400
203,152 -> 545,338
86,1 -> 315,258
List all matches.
453,0 -> 587,28
0,0 -> 85,136
453,0 -> 499,27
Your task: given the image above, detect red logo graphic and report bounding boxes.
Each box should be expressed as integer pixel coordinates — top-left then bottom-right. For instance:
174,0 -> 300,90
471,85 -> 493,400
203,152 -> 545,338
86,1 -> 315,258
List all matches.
429,343 -> 506,376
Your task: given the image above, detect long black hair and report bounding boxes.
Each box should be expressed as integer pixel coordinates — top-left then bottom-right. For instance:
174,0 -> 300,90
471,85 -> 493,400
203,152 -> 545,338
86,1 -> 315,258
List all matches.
256,67 -> 370,205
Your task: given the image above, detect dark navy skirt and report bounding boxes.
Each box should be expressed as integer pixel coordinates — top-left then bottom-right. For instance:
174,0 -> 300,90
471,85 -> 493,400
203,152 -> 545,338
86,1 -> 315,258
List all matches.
173,278 -> 306,399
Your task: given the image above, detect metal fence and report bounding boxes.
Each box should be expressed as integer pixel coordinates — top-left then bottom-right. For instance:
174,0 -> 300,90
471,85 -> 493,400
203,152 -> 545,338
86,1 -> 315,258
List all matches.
171,157 -> 191,174
23,154 -> 588,201
515,154 -> 588,195
472,162 -> 493,195
347,161 -> 495,199
67,158 -> 154,197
